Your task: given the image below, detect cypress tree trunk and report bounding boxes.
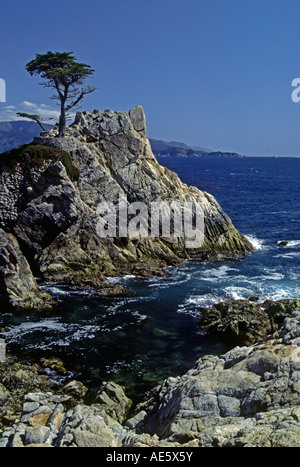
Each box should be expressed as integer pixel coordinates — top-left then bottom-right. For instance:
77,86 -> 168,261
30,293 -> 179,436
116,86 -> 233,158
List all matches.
58,101 -> 67,137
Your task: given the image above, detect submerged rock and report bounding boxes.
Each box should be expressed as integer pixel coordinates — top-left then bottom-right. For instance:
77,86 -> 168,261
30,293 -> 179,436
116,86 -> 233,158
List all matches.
278,241 -> 289,247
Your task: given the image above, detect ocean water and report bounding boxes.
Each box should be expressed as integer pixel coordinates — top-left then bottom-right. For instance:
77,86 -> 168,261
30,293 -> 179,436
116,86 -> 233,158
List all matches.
1,156 -> 299,400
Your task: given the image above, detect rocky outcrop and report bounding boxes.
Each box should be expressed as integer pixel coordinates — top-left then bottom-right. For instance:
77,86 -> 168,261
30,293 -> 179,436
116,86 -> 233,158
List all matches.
127,310 -> 300,446
13,162 -> 83,256
1,309 -> 300,447
0,106 -> 252,308
0,391 -> 128,448
0,361 -> 130,448
198,298 -> 300,346
0,144 -> 79,230
0,229 -> 53,311
0,361 -> 53,424
92,381 -> 132,424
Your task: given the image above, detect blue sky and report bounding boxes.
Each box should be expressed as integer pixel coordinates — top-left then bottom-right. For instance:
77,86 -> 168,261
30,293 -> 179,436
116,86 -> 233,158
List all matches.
1,0 -> 300,155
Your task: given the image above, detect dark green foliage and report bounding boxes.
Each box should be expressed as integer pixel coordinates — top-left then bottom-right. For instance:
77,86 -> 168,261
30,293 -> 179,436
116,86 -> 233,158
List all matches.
25,51 -> 95,83
0,144 -> 80,182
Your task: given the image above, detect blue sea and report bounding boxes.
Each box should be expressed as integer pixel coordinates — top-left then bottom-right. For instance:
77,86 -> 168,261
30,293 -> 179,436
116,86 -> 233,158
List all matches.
1,156 -> 300,400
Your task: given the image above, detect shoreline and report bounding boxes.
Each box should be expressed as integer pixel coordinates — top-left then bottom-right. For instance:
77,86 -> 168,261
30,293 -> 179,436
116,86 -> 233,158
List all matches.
2,250 -> 300,403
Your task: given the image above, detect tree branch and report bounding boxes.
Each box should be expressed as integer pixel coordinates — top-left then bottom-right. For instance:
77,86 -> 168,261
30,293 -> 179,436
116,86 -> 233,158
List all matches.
65,86 -> 96,112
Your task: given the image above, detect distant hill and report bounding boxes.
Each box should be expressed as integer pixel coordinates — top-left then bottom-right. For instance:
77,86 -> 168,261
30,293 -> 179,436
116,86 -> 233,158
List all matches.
148,138 -> 244,158
0,121 -> 244,158
149,139 -> 211,156
0,121 -> 54,153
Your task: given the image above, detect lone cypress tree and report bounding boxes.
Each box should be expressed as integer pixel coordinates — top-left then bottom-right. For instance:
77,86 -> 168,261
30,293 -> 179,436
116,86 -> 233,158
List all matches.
26,51 -> 95,137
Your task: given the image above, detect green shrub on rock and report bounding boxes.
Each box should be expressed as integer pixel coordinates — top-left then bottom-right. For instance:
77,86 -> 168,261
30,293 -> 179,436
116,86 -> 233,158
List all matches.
0,144 -> 80,182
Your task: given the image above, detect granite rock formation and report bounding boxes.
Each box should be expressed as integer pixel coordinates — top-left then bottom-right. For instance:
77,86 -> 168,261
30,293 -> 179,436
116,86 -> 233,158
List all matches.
0,229 -> 53,311
126,309 -> 300,446
198,298 -> 300,345
0,106 -> 253,309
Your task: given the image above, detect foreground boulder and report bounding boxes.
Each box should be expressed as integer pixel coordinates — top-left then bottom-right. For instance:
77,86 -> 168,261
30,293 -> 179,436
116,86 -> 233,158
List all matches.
92,381 -> 132,424
0,383 -> 128,448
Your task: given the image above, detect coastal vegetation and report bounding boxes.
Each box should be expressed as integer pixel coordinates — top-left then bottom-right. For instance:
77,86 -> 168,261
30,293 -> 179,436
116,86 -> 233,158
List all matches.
0,144 -> 80,182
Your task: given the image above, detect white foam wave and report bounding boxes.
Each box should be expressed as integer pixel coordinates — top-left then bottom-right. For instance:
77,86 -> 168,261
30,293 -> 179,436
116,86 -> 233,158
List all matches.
262,274 -> 285,280
41,285 -> 71,296
131,311 -> 147,322
3,309 -> 146,350
274,252 -> 300,259
263,289 -> 300,301
105,275 -> 136,284
289,240 -> 300,247
223,286 -> 254,301
245,235 -> 267,251
41,283 -> 93,297
4,319 -> 66,336
261,268 -> 285,281
177,293 -> 224,316
147,269 -> 192,288
201,265 -> 240,282
289,271 -> 300,280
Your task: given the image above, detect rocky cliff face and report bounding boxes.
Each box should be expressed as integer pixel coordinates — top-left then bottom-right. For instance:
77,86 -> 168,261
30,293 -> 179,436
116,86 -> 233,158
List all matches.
0,229 -> 53,311
0,106 -> 252,309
